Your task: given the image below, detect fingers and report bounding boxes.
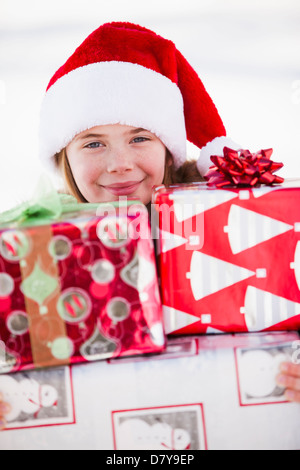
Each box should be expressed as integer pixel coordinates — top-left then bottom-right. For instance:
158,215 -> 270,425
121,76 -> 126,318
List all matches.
0,417 -> 6,431
276,362 -> 300,403
280,362 -> 300,378
0,401 -> 11,414
0,392 -> 11,430
0,393 -> 11,414
284,390 -> 300,403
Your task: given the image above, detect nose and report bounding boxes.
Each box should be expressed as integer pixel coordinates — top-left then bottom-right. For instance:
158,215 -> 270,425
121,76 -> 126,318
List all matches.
106,148 -> 134,174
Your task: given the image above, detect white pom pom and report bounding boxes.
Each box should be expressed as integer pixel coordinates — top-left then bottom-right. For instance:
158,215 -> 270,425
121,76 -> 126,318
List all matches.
197,136 -> 241,176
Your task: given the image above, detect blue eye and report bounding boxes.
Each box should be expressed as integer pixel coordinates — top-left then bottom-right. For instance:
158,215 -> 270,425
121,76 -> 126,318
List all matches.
85,142 -> 102,148
132,137 -> 149,143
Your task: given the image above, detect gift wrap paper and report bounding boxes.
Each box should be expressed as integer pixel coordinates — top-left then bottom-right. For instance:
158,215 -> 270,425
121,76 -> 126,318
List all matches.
0,332 -> 299,450
0,202 -> 164,373
153,181 -> 300,335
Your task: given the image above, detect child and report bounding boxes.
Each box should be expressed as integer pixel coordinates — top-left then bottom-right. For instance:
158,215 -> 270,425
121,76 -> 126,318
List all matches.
0,21 -> 299,428
38,21 -> 240,201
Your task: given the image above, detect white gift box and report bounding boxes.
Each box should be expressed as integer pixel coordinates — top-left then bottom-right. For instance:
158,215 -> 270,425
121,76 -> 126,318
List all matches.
0,331 -> 300,450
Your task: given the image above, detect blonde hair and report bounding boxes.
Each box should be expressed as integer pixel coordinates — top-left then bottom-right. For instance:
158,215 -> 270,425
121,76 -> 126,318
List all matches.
54,147 -> 204,202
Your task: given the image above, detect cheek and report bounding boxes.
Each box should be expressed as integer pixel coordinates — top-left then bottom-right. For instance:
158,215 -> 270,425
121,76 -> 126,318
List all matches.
142,150 -> 166,182
150,160 -> 166,184
71,159 -> 101,185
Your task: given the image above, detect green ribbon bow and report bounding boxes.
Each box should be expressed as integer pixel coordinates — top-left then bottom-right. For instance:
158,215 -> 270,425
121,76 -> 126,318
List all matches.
0,175 -> 96,227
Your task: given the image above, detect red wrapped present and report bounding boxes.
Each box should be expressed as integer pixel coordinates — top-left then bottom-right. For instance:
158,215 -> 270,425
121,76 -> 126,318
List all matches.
0,190 -> 164,373
153,153 -> 300,335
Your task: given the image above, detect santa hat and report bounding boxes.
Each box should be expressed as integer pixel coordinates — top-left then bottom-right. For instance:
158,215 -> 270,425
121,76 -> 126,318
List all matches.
39,21 -> 240,175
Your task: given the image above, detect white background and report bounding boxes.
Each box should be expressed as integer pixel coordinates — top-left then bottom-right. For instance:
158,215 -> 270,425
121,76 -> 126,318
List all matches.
0,0 -> 299,211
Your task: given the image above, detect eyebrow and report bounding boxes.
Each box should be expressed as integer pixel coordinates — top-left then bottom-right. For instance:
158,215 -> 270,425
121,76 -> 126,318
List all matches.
75,127 -> 148,141
129,127 -> 147,134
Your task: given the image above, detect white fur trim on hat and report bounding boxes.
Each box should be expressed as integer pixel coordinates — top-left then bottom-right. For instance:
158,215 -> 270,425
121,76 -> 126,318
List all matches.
39,61 -> 187,171
197,136 -> 242,176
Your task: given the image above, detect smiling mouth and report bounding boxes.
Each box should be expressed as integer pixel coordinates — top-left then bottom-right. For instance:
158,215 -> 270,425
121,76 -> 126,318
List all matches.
101,180 -> 143,196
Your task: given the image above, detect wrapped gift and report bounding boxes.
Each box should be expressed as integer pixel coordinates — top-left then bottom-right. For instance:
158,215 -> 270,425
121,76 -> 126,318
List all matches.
0,184 -> 164,373
0,331 -> 299,450
153,150 -> 300,335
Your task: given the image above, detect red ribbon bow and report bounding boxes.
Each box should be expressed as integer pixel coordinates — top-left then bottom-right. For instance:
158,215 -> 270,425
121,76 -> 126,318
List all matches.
204,147 -> 284,188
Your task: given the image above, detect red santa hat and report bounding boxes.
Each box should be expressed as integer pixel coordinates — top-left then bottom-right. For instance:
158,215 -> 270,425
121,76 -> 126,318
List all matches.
39,21 -> 240,175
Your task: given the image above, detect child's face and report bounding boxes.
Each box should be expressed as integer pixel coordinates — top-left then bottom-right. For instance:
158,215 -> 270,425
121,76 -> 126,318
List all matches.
66,124 -> 167,205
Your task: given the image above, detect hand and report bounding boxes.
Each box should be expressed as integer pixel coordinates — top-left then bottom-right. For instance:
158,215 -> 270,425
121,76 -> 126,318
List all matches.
276,362 -> 300,403
0,393 -> 11,430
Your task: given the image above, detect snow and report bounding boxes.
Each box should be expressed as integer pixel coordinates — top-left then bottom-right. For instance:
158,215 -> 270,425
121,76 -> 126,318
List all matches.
0,0 -> 299,211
